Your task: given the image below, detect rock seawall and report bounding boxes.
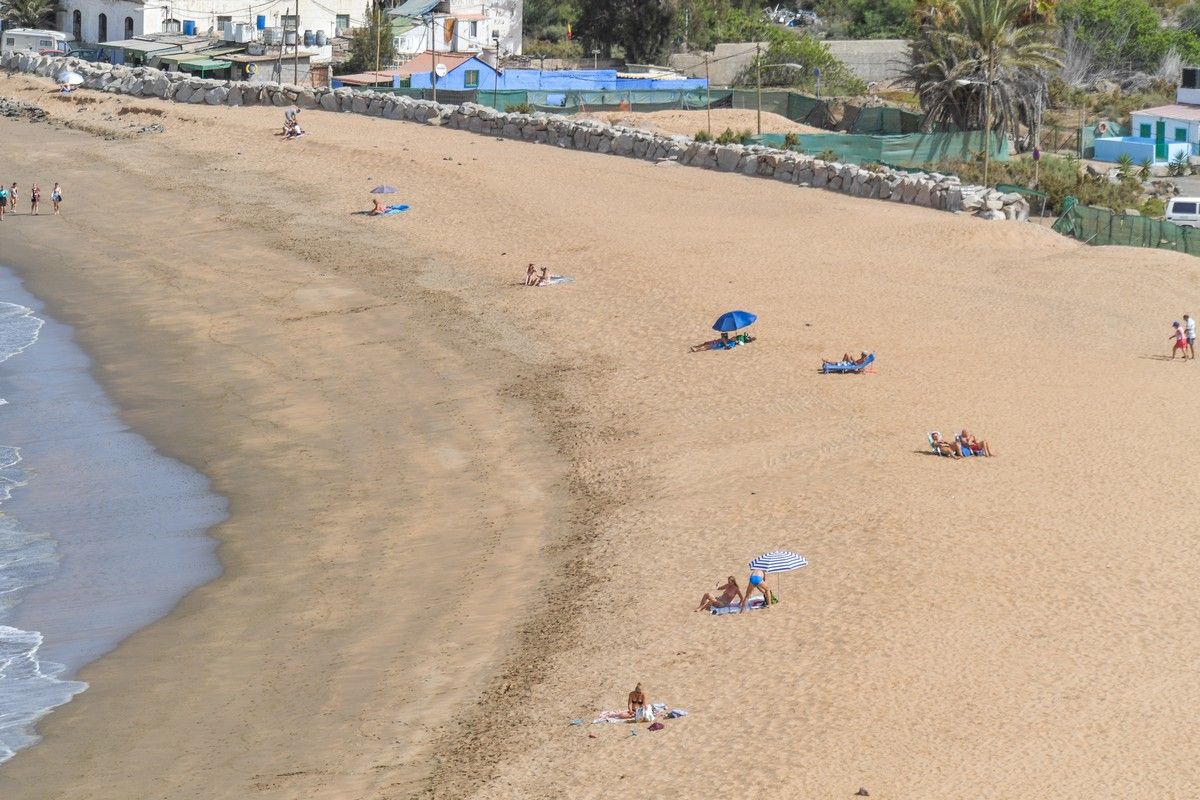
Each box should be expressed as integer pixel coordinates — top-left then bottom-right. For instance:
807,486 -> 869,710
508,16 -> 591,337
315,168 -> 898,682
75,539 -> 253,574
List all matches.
2,52 -> 1029,222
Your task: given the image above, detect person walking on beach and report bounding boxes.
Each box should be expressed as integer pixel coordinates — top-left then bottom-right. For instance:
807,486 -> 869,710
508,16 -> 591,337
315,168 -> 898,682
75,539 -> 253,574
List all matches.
1171,321 -> 1189,359
0,184 -> 7,221
29,184 -> 40,216
1186,314 -> 1196,360
8,183 -> 17,214
51,183 -> 62,215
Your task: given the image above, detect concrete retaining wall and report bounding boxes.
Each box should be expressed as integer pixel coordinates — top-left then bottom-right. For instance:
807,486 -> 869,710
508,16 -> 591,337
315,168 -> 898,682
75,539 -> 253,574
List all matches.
1,52 -> 1029,222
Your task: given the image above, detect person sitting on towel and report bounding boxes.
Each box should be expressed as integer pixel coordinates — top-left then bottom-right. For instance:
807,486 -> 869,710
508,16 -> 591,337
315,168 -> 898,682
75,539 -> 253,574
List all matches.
695,576 -> 743,612
370,197 -> 387,215
524,263 -> 538,286
628,684 -> 653,722
741,569 -> 773,611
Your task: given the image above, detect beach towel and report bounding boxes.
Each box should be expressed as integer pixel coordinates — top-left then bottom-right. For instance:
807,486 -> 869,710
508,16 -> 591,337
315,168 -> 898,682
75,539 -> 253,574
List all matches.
381,204 -> 410,216
710,597 -> 767,615
592,710 -> 631,724
535,275 -> 574,286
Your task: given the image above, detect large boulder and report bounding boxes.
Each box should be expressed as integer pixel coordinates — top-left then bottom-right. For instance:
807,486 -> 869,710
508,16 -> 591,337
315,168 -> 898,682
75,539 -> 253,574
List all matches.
204,86 -> 228,105
319,91 -> 339,112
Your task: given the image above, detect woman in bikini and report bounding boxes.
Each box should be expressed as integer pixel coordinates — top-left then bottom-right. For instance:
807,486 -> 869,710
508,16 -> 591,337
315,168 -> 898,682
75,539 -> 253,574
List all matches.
695,576 -> 743,612
29,183 -> 40,216
930,431 -> 963,458
628,683 -> 651,722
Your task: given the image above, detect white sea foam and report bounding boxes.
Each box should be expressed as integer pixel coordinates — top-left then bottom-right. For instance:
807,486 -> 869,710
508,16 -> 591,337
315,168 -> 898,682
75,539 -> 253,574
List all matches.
0,300 -> 86,763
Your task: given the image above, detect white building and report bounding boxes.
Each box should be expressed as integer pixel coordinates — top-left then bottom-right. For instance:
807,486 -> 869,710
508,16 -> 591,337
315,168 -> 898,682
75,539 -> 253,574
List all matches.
390,0 -> 522,58
1095,68 -> 1200,164
57,0 -> 361,47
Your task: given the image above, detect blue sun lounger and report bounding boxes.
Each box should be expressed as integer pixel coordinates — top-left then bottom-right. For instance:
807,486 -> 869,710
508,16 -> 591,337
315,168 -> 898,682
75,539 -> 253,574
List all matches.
821,353 -> 875,374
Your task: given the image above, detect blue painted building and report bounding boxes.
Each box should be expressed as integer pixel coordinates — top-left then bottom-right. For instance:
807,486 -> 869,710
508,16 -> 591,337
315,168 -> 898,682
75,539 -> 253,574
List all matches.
409,58 -> 707,92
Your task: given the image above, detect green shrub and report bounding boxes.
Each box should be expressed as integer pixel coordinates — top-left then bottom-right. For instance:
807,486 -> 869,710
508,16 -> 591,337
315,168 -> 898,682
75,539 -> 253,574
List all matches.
783,132 -> 800,149
694,128 -> 713,143
1170,150 -> 1191,177
817,148 -> 839,162
738,127 -> 754,144
937,154 -> 1145,215
1141,196 -> 1166,218
509,102 -> 535,114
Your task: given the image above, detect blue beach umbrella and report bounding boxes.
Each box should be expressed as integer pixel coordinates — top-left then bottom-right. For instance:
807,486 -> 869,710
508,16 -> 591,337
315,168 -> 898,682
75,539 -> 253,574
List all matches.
713,310 -> 757,333
370,185 -> 398,194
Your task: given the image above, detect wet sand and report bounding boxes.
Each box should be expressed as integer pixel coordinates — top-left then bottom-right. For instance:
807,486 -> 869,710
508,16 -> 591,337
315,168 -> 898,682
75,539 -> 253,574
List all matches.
3,71 -> 1200,799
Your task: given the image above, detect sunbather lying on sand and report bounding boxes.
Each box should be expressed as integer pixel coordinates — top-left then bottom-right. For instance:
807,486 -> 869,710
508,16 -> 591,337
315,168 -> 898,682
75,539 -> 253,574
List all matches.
696,576 -> 743,612
690,332 -> 756,352
959,429 -> 994,457
822,352 -> 869,367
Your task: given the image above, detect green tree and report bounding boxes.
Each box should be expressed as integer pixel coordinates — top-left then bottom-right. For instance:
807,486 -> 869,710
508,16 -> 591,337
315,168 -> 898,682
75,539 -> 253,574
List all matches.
1,0 -> 53,28
344,3 -> 397,73
577,0 -> 675,62
524,0 -> 581,41
1057,0 -> 1171,71
713,7 -> 865,94
904,0 -> 1062,138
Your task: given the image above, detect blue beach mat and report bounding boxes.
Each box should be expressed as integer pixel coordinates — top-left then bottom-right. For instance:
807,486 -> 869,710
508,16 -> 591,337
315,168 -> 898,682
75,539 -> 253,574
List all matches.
381,204 -> 410,216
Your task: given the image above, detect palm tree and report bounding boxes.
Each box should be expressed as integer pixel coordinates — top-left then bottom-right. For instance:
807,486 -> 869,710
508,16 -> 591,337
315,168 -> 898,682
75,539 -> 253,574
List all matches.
1,0 -> 54,28
904,0 -> 1062,182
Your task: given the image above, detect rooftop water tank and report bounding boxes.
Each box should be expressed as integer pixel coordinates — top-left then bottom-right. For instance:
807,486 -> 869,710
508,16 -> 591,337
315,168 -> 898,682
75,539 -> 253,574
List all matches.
315,30 -> 327,46
302,29 -> 314,46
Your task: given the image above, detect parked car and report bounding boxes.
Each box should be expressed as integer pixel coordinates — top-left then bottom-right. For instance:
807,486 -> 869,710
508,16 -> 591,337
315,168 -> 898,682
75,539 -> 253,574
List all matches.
1165,197 -> 1200,227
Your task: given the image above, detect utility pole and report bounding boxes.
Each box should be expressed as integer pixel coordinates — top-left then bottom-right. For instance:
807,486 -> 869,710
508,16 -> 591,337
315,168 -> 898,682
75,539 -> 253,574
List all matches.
755,41 -> 762,136
293,6 -> 299,84
983,63 -> 992,187
705,53 -> 711,137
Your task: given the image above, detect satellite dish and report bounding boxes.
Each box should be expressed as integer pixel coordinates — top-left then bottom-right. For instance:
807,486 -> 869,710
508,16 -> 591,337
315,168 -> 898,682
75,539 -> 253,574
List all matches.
434,63 -> 447,77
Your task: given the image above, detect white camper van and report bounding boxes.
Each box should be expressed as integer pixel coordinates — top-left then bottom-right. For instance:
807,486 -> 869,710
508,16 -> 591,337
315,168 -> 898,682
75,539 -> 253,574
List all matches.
1,28 -> 69,55
1166,197 -> 1200,228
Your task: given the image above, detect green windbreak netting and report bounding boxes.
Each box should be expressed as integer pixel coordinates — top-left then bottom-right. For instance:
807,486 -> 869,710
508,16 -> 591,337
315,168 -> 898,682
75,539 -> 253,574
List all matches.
1052,199 -> 1200,254
750,130 -> 1008,167
841,105 -> 925,135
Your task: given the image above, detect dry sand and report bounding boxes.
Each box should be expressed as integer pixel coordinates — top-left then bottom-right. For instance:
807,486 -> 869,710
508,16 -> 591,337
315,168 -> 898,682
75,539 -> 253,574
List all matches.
2,71 -> 1200,800
571,108 -> 825,137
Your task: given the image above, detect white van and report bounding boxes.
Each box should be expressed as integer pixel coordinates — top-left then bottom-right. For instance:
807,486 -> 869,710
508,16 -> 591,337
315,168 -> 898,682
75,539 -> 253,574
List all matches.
1166,197 -> 1200,228
1,28 -> 69,56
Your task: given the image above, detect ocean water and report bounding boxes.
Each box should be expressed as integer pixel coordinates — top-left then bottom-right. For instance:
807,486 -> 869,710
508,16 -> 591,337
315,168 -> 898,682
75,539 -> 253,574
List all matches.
0,270 -> 225,763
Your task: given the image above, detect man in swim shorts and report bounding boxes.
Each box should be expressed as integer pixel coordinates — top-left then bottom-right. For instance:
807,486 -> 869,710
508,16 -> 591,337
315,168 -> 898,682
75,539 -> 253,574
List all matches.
741,569 -> 772,611
1186,314 -> 1196,360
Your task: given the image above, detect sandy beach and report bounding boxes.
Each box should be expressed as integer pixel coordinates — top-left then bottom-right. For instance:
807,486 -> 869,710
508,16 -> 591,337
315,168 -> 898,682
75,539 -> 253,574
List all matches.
3,68 -> 1200,799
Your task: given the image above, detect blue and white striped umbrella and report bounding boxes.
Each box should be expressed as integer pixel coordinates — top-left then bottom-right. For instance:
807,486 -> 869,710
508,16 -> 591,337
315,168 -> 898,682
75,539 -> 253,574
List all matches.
748,551 -> 808,573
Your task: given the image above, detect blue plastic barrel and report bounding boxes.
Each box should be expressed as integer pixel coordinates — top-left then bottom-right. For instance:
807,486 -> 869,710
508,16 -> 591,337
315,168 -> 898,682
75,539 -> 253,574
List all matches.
256,14 -> 266,30
182,19 -> 195,35
315,30 -> 327,46
302,29 -> 314,46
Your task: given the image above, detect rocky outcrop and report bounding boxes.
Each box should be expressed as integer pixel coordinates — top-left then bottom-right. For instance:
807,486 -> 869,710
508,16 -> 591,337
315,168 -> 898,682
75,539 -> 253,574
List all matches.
0,52 -> 1030,222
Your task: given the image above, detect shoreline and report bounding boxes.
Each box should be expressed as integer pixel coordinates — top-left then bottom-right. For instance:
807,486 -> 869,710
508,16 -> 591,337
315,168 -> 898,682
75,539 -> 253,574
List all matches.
0,264 -> 224,760
0,87 -> 575,797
